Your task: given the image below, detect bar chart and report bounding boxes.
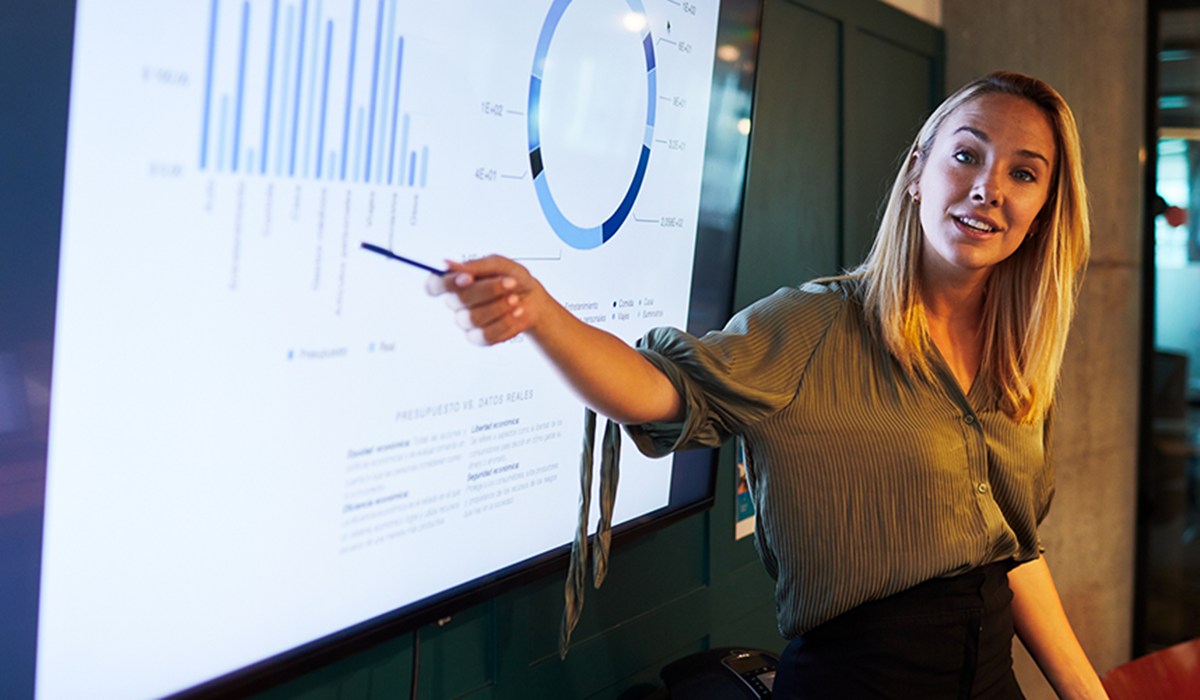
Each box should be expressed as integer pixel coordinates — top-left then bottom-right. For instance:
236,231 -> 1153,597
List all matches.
199,0 -> 429,187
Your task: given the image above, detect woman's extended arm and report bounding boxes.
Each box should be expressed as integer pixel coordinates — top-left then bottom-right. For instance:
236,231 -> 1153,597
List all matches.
426,255 -> 683,425
1008,556 -> 1110,700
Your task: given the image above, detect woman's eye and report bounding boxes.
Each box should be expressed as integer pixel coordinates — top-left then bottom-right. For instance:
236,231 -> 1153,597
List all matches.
1013,170 -> 1036,183
953,150 -> 975,164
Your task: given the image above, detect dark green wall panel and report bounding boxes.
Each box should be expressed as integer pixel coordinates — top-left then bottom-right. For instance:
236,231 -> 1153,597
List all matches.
736,0 -> 944,308
582,638 -> 707,700
843,30 -> 939,266
522,586 -> 712,698
414,605 -> 494,699
736,0 -> 842,311
704,443 -> 783,654
522,516 -> 709,662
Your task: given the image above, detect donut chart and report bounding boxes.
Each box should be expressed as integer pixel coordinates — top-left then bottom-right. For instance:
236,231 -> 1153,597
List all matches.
528,0 -> 656,249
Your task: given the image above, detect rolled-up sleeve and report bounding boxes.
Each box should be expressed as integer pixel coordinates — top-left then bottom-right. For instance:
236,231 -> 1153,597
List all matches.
624,284 -> 845,458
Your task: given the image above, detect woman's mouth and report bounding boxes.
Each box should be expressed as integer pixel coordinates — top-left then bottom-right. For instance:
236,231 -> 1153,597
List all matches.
954,215 -> 1001,236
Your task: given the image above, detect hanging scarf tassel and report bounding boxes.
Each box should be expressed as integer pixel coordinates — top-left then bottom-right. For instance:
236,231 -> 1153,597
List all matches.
592,418 -> 620,587
559,408 -> 596,659
559,409 -> 621,659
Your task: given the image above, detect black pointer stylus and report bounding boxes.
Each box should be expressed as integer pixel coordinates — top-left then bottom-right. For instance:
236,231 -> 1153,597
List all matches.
360,242 -> 449,275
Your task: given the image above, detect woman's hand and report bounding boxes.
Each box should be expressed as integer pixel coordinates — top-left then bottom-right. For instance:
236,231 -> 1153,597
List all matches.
425,254 -> 683,425
1009,557 -> 1111,700
425,255 -> 551,346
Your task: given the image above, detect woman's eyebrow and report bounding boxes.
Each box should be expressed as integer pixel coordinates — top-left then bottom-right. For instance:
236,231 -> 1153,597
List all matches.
954,125 -> 990,142
953,125 -> 1050,166
1018,149 -> 1051,167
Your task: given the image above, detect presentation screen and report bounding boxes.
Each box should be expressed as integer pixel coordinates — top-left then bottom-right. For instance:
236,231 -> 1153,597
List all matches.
0,0 -> 757,697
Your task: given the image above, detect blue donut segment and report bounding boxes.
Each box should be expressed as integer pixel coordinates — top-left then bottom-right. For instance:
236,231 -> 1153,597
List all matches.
529,0 -> 656,249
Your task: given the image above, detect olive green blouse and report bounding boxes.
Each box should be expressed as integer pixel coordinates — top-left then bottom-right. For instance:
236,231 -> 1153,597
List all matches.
627,279 -> 1053,639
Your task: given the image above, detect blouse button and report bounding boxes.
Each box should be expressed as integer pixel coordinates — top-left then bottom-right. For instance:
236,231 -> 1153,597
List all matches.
963,414 -> 976,425
977,483 -> 989,494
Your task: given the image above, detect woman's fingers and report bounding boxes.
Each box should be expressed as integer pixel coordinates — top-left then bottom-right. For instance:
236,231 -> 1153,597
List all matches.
467,307 -> 527,345
456,255 -> 525,280
426,255 -> 539,345
453,291 -> 517,330
424,270 -> 473,298
455,293 -> 530,345
426,256 -> 524,298
454,275 -> 517,307
442,275 -> 518,316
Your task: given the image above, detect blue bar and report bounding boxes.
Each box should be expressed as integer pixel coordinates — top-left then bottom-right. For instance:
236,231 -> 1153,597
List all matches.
316,20 -> 333,178
261,0 -> 280,174
354,106 -> 364,182
276,5 -> 294,176
386,36 -> 404,184
232,1 -> 250,173
218,94 -> 229,171
340,0 -> 362,181
289,0 -> 308,176
375,0 -> 397,183
398,111 -> 409,186
408,150 -> 415,187
304,0 -> 322,176
200,0 -> 219,169
420,145 -> 428,187
363,0 -> 385,182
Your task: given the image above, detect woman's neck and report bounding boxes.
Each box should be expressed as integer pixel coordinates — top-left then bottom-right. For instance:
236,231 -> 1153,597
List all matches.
920,272 -> 989,394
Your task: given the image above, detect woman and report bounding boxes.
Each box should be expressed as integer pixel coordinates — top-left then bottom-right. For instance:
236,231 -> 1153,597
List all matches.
428,72 -> 1107,699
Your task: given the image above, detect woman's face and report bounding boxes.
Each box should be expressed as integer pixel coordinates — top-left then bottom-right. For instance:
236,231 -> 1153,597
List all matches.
913,93 -> 1056,285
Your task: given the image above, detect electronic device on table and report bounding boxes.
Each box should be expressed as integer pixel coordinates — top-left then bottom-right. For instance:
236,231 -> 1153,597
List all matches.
662,647 -> 780,700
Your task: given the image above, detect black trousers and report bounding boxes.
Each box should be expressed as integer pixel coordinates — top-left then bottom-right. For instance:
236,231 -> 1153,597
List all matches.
773,562 -> 1026,700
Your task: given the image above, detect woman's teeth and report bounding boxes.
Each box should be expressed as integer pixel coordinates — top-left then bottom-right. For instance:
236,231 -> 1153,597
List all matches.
957,216 -> 996,232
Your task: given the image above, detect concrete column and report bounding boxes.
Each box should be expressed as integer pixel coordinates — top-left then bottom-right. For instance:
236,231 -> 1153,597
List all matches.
941,2 -> 1145,697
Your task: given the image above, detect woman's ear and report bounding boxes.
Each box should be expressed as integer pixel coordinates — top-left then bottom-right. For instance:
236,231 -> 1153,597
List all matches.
907,152 -> 921,202
1026,216 -> 1042,240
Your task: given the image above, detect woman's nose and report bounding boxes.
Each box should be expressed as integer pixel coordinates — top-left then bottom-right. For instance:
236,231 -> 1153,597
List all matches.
971,168 -> 1002,206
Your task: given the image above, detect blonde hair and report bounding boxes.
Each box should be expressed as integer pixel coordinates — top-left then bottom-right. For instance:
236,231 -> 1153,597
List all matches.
847,71 -> 1090,423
